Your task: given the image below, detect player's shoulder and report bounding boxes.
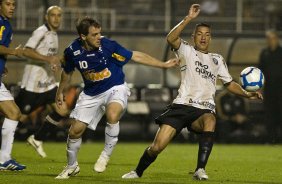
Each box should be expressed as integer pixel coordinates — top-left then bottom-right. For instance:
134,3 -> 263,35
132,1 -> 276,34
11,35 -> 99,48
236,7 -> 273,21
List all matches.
101,36 -> 118,46
179,39 -> 192,49
32,24 -> 49,35
64,38 -> 83,57
0,16 -> 11,27
174,39 -> 192,53
210,53 -> 225,65
211,53 -> 224,59
181,39 -> 190,46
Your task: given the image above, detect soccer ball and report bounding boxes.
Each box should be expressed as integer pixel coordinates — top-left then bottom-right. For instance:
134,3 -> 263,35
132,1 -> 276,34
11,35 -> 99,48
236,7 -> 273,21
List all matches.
240,67 -> 264,92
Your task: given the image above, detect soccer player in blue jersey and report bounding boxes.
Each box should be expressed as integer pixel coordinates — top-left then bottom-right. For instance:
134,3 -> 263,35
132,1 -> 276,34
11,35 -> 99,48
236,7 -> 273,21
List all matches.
55,17 -> 178,179
0,0 -> 26,170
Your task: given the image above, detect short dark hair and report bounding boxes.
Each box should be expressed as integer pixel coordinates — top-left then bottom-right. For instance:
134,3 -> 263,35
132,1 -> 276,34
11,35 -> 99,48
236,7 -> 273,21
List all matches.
194,23 -> 211,33
76,17 -> 101,36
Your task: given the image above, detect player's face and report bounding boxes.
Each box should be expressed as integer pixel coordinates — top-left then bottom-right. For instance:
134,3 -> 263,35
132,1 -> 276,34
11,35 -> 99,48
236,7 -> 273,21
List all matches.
83,26 -> 102,49
46,8 -> 62,31
193,26 -> 211,53
0,0 -> 15,19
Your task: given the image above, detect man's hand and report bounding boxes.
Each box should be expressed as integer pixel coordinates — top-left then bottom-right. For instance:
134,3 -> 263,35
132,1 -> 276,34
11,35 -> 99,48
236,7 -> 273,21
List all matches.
56,92 -> 65,109
188,4 -> 200,19
247,91 -> 263,100
163,58 -> 180,68
49,55 -> 61,71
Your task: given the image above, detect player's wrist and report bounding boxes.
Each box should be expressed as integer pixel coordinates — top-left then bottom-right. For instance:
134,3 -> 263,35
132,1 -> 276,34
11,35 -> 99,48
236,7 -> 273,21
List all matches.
185,15 -> 193,21
245,91 -> 252,98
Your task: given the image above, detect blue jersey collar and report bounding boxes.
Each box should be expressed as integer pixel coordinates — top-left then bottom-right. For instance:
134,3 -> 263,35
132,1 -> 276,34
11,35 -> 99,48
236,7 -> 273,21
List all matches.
0,15 -> 8,20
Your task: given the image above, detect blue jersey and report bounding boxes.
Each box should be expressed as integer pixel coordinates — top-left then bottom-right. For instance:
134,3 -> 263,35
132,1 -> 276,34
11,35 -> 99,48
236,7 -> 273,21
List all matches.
0,15 -> 13,77
63,37 -> 133,96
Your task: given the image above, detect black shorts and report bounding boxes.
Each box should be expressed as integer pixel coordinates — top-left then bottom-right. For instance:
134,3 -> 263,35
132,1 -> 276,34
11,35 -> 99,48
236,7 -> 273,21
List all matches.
15,87 -> 58,114
155,104 -> 214,134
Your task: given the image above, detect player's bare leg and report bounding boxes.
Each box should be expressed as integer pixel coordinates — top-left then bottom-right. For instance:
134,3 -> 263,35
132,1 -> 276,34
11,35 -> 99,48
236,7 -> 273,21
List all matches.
191,113 -> 216,180
0,100 -> 26,170
122,124 -> 176,178
94,102 -> 123,173
56,119 -> 86,179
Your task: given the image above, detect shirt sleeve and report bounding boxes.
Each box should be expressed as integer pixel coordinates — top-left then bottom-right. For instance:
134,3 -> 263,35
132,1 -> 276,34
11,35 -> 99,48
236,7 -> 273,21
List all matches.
174,39 -> 192,60
24,27 -> 46,49
62,48 -> 75,73
103,38 -> 133,66
217,56 -> 233,84
0,22 -> 11,46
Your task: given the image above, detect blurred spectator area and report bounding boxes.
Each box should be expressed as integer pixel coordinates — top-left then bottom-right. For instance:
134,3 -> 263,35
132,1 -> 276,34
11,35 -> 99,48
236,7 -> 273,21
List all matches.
13,0 -> 282,33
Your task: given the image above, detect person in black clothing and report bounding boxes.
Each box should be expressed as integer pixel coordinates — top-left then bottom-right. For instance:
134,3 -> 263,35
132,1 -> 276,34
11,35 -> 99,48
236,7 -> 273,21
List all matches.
259,30 -> 282,143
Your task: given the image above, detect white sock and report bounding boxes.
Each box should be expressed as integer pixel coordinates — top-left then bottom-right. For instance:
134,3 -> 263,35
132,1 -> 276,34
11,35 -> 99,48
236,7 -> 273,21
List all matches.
103,122 -> 120,157
67,137 -> 82,167
0,118 -> 18,163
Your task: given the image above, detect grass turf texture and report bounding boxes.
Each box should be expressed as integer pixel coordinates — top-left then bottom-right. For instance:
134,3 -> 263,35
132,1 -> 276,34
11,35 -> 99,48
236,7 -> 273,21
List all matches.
0,142 -> 281,184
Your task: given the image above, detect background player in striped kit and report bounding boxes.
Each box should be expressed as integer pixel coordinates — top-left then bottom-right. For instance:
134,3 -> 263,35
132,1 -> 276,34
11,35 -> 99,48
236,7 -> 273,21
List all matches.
55,17 -> 179,179
0,0 -> 26,170
15,6 -> 69,158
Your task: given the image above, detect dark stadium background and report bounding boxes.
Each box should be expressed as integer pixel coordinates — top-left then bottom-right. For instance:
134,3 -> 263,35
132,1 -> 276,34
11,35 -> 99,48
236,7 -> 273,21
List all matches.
2,0 -> 282,143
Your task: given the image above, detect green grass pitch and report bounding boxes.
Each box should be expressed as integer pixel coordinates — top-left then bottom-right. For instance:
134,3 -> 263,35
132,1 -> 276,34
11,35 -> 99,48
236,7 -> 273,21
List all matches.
0,142 -> 281,184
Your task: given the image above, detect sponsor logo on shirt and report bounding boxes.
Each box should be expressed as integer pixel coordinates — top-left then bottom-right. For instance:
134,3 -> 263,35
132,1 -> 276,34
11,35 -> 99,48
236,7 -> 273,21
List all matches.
48,48 -> 57,55
112,53 -> 126,62
86,53 -> 95,57
37,80 -> 55,88
189,98 -> 215,110
73,50 -> 81,56
212,58 -> 218,65
195,61 -> 216,84
83,68 -> 111,82
0,26 -> 5,40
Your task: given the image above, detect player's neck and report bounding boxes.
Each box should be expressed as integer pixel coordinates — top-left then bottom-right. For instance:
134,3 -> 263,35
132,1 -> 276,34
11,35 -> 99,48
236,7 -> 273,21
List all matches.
46,23 -> 58,32
194,46 -> 208,54
82,41 -> 98,51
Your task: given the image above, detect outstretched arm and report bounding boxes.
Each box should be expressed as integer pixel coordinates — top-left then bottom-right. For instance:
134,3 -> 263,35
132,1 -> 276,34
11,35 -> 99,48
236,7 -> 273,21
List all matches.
167,4 -> 200,49
56,70 -> 73,109
23,48 -> 61,71
0,45 -> 24,58
226,81 -> 263,100
131,51 -> 179,68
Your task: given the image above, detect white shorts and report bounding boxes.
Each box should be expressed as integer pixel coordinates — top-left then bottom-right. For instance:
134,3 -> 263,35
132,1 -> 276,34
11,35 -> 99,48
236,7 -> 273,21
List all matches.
70,83 -> 130,130
0,83 -> 14,101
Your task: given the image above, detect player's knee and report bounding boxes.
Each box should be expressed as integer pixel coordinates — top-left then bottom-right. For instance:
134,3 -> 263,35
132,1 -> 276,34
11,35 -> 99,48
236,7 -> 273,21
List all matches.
6,109 -> 21,121
106,112 -> 121,123
203,116 -> 216,132
68,127 -> 83,139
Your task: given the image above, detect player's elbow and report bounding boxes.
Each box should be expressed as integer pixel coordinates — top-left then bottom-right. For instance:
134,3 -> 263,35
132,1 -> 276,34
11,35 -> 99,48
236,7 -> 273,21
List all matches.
131,51 -> 144,63
166,35 -> 174,45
